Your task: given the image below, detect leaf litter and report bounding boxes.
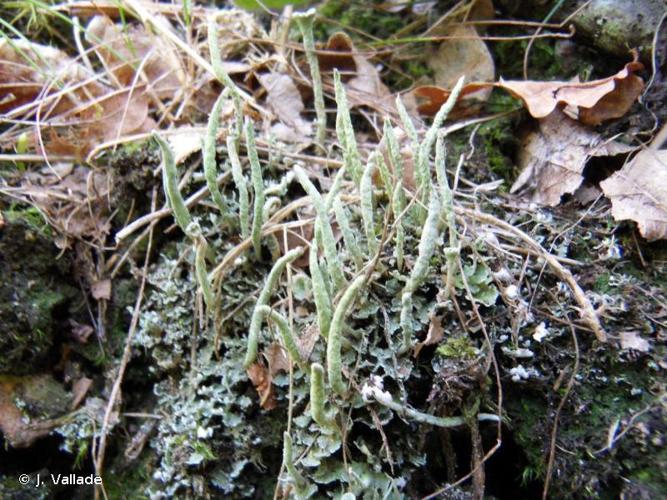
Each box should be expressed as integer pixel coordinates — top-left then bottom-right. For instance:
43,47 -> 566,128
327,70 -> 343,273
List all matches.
1,1 -> 666,499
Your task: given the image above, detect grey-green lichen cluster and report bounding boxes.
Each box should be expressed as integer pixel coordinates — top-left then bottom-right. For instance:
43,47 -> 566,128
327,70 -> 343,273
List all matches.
109,17 -> 508,499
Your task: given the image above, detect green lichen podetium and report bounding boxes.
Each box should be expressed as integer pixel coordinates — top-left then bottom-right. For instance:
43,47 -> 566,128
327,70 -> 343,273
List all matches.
245,119 -> 265,259
294,166 -> 346,290
254,305 -> 306,371
244,247 -> 305,368
294,8 -> 326,147
333,69 -> 362,185
152,132 -> 193,235
400,190 -> 442,352
414,75 -> 465,218
309,238 -> 332,340
360,153 -> 378,256
203,88 -> 229,215
310,363 -> 335,429
327,274 -> 366,395
207,17 -> 241,97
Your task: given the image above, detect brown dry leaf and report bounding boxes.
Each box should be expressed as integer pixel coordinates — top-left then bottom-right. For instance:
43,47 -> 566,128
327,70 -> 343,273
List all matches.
257,72 -> 312,142
246,362 -> 277,410
91,279 -> 112,300
414,56 -> 643,123
71,376 -> 93,410
85,15 -> 184,99
0,38 -> 156,158
297,323 -> 320,362
424,24 -> 495,118
266,341 -> 290,376
600,148 -> 667,241
511,110 -> 633,206
17,165 -> 111,246
498,57 -> 644,124
69,320 -> 94,343
619,331 -> 651,352
412,82 -> 492,116
413,312 -> 445,357
317,32 -> 394,114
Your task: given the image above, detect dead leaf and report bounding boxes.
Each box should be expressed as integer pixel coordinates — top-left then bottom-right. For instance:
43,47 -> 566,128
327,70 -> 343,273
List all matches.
413,312 -> 445,357
424,24 -> 495,117
91,279 -> 112,300
85,15 -> 184,99
258,72 -> 312,142
511,110 -> 633,205
498,57 -> 644,124
412,82 -> 492,116
266,342 -> 290,376
16,165 -> 112,246
600,148 -> 667,241
413,55 -> 643,123
619,331 -> 651,352
167,127 -> 207,164
297,323 -> 320,362
246,362 -> 276,410
69,320 -> 94,343
71,377 -> 93,410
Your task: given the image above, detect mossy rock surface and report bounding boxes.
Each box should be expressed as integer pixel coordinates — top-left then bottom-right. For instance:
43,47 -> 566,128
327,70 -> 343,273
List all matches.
0,214 -> 78,375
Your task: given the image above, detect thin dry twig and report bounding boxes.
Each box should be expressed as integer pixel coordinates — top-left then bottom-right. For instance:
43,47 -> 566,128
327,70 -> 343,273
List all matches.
458,207 -> 607,342
93,186 -> 157,498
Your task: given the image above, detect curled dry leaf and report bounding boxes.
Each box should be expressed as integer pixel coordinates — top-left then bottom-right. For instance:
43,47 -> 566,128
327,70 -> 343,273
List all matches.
413,55 -> 644,124
258,72 -> 312,142
600,147 -> 667,241
413,312 -> 445,358
246,361 -> 277,410
17,165 -> 111,246
511,110 -> 633,206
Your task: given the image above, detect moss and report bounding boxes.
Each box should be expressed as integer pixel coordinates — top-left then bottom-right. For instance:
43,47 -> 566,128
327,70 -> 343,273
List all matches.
0,213 -> 78,374
316,0 -> 406,40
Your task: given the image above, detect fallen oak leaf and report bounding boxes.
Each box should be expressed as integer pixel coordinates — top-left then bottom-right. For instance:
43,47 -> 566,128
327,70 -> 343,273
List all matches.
600,147 -> 667,241
511,109 -> 633,206
498,56 -> 644,125
413,55 -> 644,124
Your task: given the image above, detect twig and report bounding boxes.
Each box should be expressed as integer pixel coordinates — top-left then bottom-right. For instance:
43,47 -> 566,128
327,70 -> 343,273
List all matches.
458,207 -> 607,342
94,186 -> 157,499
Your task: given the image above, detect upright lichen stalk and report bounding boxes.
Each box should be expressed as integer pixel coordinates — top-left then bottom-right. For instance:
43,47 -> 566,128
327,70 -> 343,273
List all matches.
333,69 -> 362,185
400,191 -> 442,352
153,132 -> 192,234
294,8 -> 326,147
414,76 -> 465,209
360,153 -> 378,255
245,119 -> 265,259
245,247 -> 305,368
309,239 -> 332,339
294,166 -> 346,290
327,275 -> 366,395
203,88 -> 229,215
435,132 -> 460,297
